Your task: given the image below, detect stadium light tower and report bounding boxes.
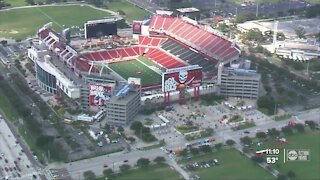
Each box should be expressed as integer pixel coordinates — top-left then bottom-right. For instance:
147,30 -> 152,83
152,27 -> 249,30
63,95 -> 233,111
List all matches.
256,3 -> 259,17
273,20 -> 279,46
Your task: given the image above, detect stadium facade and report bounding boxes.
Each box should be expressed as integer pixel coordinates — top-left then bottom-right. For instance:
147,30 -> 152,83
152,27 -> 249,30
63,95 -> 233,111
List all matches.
28,12 -> 246,125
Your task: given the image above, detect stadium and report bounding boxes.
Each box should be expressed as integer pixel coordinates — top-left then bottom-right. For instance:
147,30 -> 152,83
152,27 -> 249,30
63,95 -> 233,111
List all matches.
30,10 -> 241,124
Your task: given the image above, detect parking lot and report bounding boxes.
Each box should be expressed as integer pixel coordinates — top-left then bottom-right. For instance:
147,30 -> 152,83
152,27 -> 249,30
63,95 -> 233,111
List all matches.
133,98 -> 272,149
0,116 -> 38,179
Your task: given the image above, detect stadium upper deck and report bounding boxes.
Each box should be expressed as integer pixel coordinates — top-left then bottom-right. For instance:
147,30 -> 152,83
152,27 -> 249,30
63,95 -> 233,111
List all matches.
148,15 -> 241,62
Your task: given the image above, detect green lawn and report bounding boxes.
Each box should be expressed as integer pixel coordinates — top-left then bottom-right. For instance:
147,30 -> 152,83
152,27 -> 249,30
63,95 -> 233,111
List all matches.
5,0 -> 27,7
106,1 -> 150,22
99,164 -> 182,180
0,82 -> 18,121
0,5 -> 111,39
255,131 -> 320,179
181,149 -> 275,180
108,59 -> 161,86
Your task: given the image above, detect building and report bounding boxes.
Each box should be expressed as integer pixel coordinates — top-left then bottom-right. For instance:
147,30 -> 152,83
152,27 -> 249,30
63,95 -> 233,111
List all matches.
275,39 -> 320,61
106,86 -> 140,126
27,44 -> 49,62
217,62 -> 260,99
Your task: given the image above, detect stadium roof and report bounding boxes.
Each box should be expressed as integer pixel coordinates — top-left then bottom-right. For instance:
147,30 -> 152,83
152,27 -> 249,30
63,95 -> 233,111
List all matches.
176,7 -> 199,13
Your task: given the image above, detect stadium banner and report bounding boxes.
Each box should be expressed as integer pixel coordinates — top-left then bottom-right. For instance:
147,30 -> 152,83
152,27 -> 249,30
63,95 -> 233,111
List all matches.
88,84 -> 112,106
132,21 -> 143,34
162,65 -> 202,92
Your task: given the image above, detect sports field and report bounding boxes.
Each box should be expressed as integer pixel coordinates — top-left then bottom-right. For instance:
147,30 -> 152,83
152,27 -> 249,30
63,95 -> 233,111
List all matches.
108,59 -> 162,86
106,1 -> 150,22
181,149 -> 275,180
0,5 -> 111,39
255,131 -> 320,179
138,56 -> 162,69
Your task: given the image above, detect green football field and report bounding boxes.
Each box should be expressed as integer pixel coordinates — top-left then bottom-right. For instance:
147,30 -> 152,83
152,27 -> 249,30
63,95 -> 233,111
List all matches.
0,5 -> 111,39
255,131 -> 320,179
108,59 -> 162,86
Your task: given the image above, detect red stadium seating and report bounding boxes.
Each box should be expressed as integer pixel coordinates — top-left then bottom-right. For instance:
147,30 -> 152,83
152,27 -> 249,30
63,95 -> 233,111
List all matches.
138,35 -> 166,47
148,15 -> 240,61
145,48 -> 186,68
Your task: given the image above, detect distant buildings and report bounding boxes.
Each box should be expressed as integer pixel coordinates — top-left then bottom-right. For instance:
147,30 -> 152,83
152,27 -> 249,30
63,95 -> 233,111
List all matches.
275,39 -> 320,61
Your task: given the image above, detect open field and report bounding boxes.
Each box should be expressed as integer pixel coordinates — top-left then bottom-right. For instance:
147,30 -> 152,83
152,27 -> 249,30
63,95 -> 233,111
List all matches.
108,59 -> 161,86
0,5 -> 111,39
106,1 -> 150,22
181,148 -> 275,180
255,131 -> 320,179
4,0 -> 27,7
97,164 -> 182,180
116,164 -> 182,180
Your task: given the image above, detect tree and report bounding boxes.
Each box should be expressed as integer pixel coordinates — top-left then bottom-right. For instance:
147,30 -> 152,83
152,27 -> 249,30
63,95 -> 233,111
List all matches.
305,120 -> 317,130
256,132 -> 267,139
127,136 -> 136,143
83,171 -> 96,180
251,155 -> 265,164
119,164 -> 131,173
281,126 -> 293,135
306,4 -> 320,18
25,0 -> 35,5
154,156 -> 165,164
245,28 -> 264,42
180,149 -> 188,157
287,170 -> 296,179
103,169 -> 115,179
294,123 -> 305,133
257,95 -> 276,115
117,126 -> 124,133
268,128 -> 280,138
130,121 -> 142,131
190,147 -> 199,156
295,27 -> 306,39
214,143 -> 223,150
104,123 -> 111,132
226,139 -> 236,146
136,158 -> 150,168
315,32 -> 320,42
199,145 -> 211,153
240,136 -> 252,145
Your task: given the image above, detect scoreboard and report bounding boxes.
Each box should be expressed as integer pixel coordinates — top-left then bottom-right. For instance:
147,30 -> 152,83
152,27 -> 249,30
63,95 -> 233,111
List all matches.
85,19 -> 117,39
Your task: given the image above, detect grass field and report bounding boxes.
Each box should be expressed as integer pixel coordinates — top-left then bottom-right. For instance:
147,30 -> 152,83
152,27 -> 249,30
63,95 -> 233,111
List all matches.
106,1 -> 150,22
0,5 -> 111,39
181,149 -> 275,180
97,164 -> 182,180
5,0 -> 27,7
138,56 -> 163,69
108,59 -> 161,86
0,80 -> 18,121
255,131 -> 320,179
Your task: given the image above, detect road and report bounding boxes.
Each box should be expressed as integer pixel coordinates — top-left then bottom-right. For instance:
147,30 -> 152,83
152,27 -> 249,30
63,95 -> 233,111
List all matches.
47,107 -> 319,179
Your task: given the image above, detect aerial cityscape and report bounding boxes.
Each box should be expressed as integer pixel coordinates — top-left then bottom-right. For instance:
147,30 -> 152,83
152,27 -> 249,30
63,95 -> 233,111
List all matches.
0,0 -> 320,180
